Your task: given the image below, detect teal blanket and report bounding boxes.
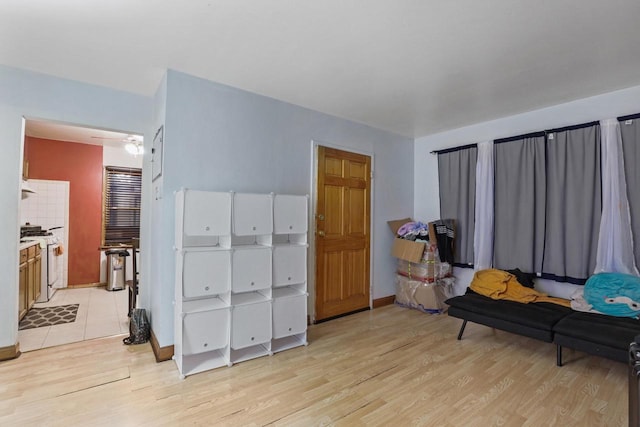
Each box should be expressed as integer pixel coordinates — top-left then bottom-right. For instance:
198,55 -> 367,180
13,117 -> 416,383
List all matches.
584,272 -> 640,318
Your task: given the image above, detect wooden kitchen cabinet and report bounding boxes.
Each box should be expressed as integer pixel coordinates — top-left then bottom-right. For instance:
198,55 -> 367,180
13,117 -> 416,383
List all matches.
19,253 -> 28,321
34,249 -> 42,303
19,244 -> 42,321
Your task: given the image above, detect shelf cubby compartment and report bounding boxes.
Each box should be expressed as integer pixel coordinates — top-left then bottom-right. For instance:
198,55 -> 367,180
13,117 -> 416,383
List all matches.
230,290 -> 271,306
182,296 -> 229,313
177,350 -> 230,378
230,344 -> 272,364
175,189 -> 232,249
272,234 -> 307,245
271,333 -> 308,354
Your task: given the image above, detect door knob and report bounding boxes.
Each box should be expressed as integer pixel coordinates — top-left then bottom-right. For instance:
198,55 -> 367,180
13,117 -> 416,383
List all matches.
318,231 -> 325,237
317,214 -> 325,221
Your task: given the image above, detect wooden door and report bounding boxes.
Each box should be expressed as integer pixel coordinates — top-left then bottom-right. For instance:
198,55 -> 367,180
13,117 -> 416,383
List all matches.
315,146 -> 371,321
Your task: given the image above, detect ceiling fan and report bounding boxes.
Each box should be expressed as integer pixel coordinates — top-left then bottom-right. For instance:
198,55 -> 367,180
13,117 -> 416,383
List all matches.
91,134 -> 144,156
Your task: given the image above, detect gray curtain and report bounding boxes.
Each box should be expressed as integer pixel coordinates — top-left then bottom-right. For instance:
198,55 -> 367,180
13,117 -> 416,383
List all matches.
543,123 -> 601,282
438,146 -> 477,265
493,134 -> 546,273
621,118 -> 640,269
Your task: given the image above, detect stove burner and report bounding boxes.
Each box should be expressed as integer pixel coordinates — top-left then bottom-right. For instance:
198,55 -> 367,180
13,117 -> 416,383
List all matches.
20,224 -> 63,238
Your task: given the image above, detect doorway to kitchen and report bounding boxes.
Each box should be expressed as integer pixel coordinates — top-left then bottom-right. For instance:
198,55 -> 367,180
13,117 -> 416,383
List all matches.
18,118 -> 145,352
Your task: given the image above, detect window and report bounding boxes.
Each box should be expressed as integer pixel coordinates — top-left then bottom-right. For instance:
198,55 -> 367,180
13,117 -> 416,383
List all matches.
102,166 -> 141,246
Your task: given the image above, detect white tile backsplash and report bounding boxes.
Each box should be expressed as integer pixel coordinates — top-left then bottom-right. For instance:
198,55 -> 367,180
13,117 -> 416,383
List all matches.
20,179 -> 70,287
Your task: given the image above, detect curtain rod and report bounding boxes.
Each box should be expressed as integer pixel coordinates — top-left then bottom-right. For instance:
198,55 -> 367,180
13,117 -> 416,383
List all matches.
545,120 -> 599,134
429,111 -> 640,155
618,112 -> 640,122
430,143 -> 477,155
494,131 -> 545,145
430,120 -> 603,155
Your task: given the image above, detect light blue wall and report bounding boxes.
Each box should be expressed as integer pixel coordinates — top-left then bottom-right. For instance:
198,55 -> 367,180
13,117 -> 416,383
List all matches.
148,73 -> 167,334
0,65 -> 153,348
414,84 -> 640,295
150,70 -> 415,347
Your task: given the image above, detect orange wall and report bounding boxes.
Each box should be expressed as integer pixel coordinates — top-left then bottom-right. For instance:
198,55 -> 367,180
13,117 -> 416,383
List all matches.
27,137 -> 103,286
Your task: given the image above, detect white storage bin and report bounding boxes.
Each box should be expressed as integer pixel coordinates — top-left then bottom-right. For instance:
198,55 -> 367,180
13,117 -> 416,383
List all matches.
183,190 -> 231,237
231,301 -> 271,349
272,294 -> 307,339
273,246 -> 306,286
274,195 -> 308,234
182,250 -> 230,298
183,308 -> 230,355
233,193 -> 273,236
232,248 -> 272,292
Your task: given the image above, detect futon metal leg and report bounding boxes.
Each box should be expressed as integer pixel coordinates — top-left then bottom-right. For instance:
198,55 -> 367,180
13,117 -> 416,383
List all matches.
556,344 -> 562,367
457,320 -> 468,340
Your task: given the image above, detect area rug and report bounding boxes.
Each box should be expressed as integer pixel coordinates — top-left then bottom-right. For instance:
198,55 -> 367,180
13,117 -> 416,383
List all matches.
19,304 -> 79,330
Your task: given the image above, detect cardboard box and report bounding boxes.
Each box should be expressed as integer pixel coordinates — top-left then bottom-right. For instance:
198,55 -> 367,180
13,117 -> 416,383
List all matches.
388,218 -> 425,263
392,239 -> 425,263
395,275 -> 454,314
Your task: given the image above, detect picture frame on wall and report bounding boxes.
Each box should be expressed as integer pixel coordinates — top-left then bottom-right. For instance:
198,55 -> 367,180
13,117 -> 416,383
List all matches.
152,125 -> 164,182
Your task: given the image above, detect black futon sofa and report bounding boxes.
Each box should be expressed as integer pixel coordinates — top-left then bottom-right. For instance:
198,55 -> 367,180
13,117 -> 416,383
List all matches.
446,289 -> 640,365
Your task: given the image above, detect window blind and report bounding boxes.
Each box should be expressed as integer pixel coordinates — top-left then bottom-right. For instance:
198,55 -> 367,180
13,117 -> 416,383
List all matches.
103,166 -> 142,246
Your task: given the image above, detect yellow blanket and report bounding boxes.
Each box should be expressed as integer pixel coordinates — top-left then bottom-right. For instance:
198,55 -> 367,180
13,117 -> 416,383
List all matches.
470,269 -> 571,307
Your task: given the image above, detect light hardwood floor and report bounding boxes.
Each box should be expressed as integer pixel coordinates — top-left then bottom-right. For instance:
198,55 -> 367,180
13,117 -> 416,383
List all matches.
0,305 -> 628,426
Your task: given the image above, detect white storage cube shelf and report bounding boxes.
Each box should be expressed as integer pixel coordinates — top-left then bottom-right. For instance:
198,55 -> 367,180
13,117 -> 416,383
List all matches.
175,190 -> 308,377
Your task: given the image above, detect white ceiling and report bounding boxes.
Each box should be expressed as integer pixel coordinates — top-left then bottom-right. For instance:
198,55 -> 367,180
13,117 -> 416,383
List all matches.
3,1 -> 640,138
25,119 -> 142,148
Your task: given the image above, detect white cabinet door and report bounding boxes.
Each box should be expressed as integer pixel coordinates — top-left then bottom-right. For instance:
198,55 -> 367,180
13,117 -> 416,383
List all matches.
272,295 -> 307,339
273,246 -> 306,286
183,308 -> 229,355
232,248 -> 272,292
184,191 -> 231,237
231,302 -> 271,349
233,193 -> 273,236
274,195 -> 307,234
182,251 -> 230,298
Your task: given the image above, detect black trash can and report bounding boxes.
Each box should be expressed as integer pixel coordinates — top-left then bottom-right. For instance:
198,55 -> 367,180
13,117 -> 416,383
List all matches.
105,250 -> 129,291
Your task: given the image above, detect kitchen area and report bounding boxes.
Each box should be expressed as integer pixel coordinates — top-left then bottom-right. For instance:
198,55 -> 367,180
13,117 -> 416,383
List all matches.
17,119 -> 143,351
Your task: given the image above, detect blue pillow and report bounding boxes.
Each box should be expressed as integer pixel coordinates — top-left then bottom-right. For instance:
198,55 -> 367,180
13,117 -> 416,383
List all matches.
584,272 -> 640,318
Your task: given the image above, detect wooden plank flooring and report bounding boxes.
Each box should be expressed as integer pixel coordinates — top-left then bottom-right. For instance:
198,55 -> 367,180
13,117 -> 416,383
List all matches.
0,305 -> 628,426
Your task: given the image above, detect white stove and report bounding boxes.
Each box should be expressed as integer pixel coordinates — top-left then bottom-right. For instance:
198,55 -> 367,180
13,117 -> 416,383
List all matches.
20,235 -> 61,302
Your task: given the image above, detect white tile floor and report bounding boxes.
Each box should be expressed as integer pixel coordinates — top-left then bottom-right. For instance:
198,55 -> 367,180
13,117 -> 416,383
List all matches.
18,286 -> 130,352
